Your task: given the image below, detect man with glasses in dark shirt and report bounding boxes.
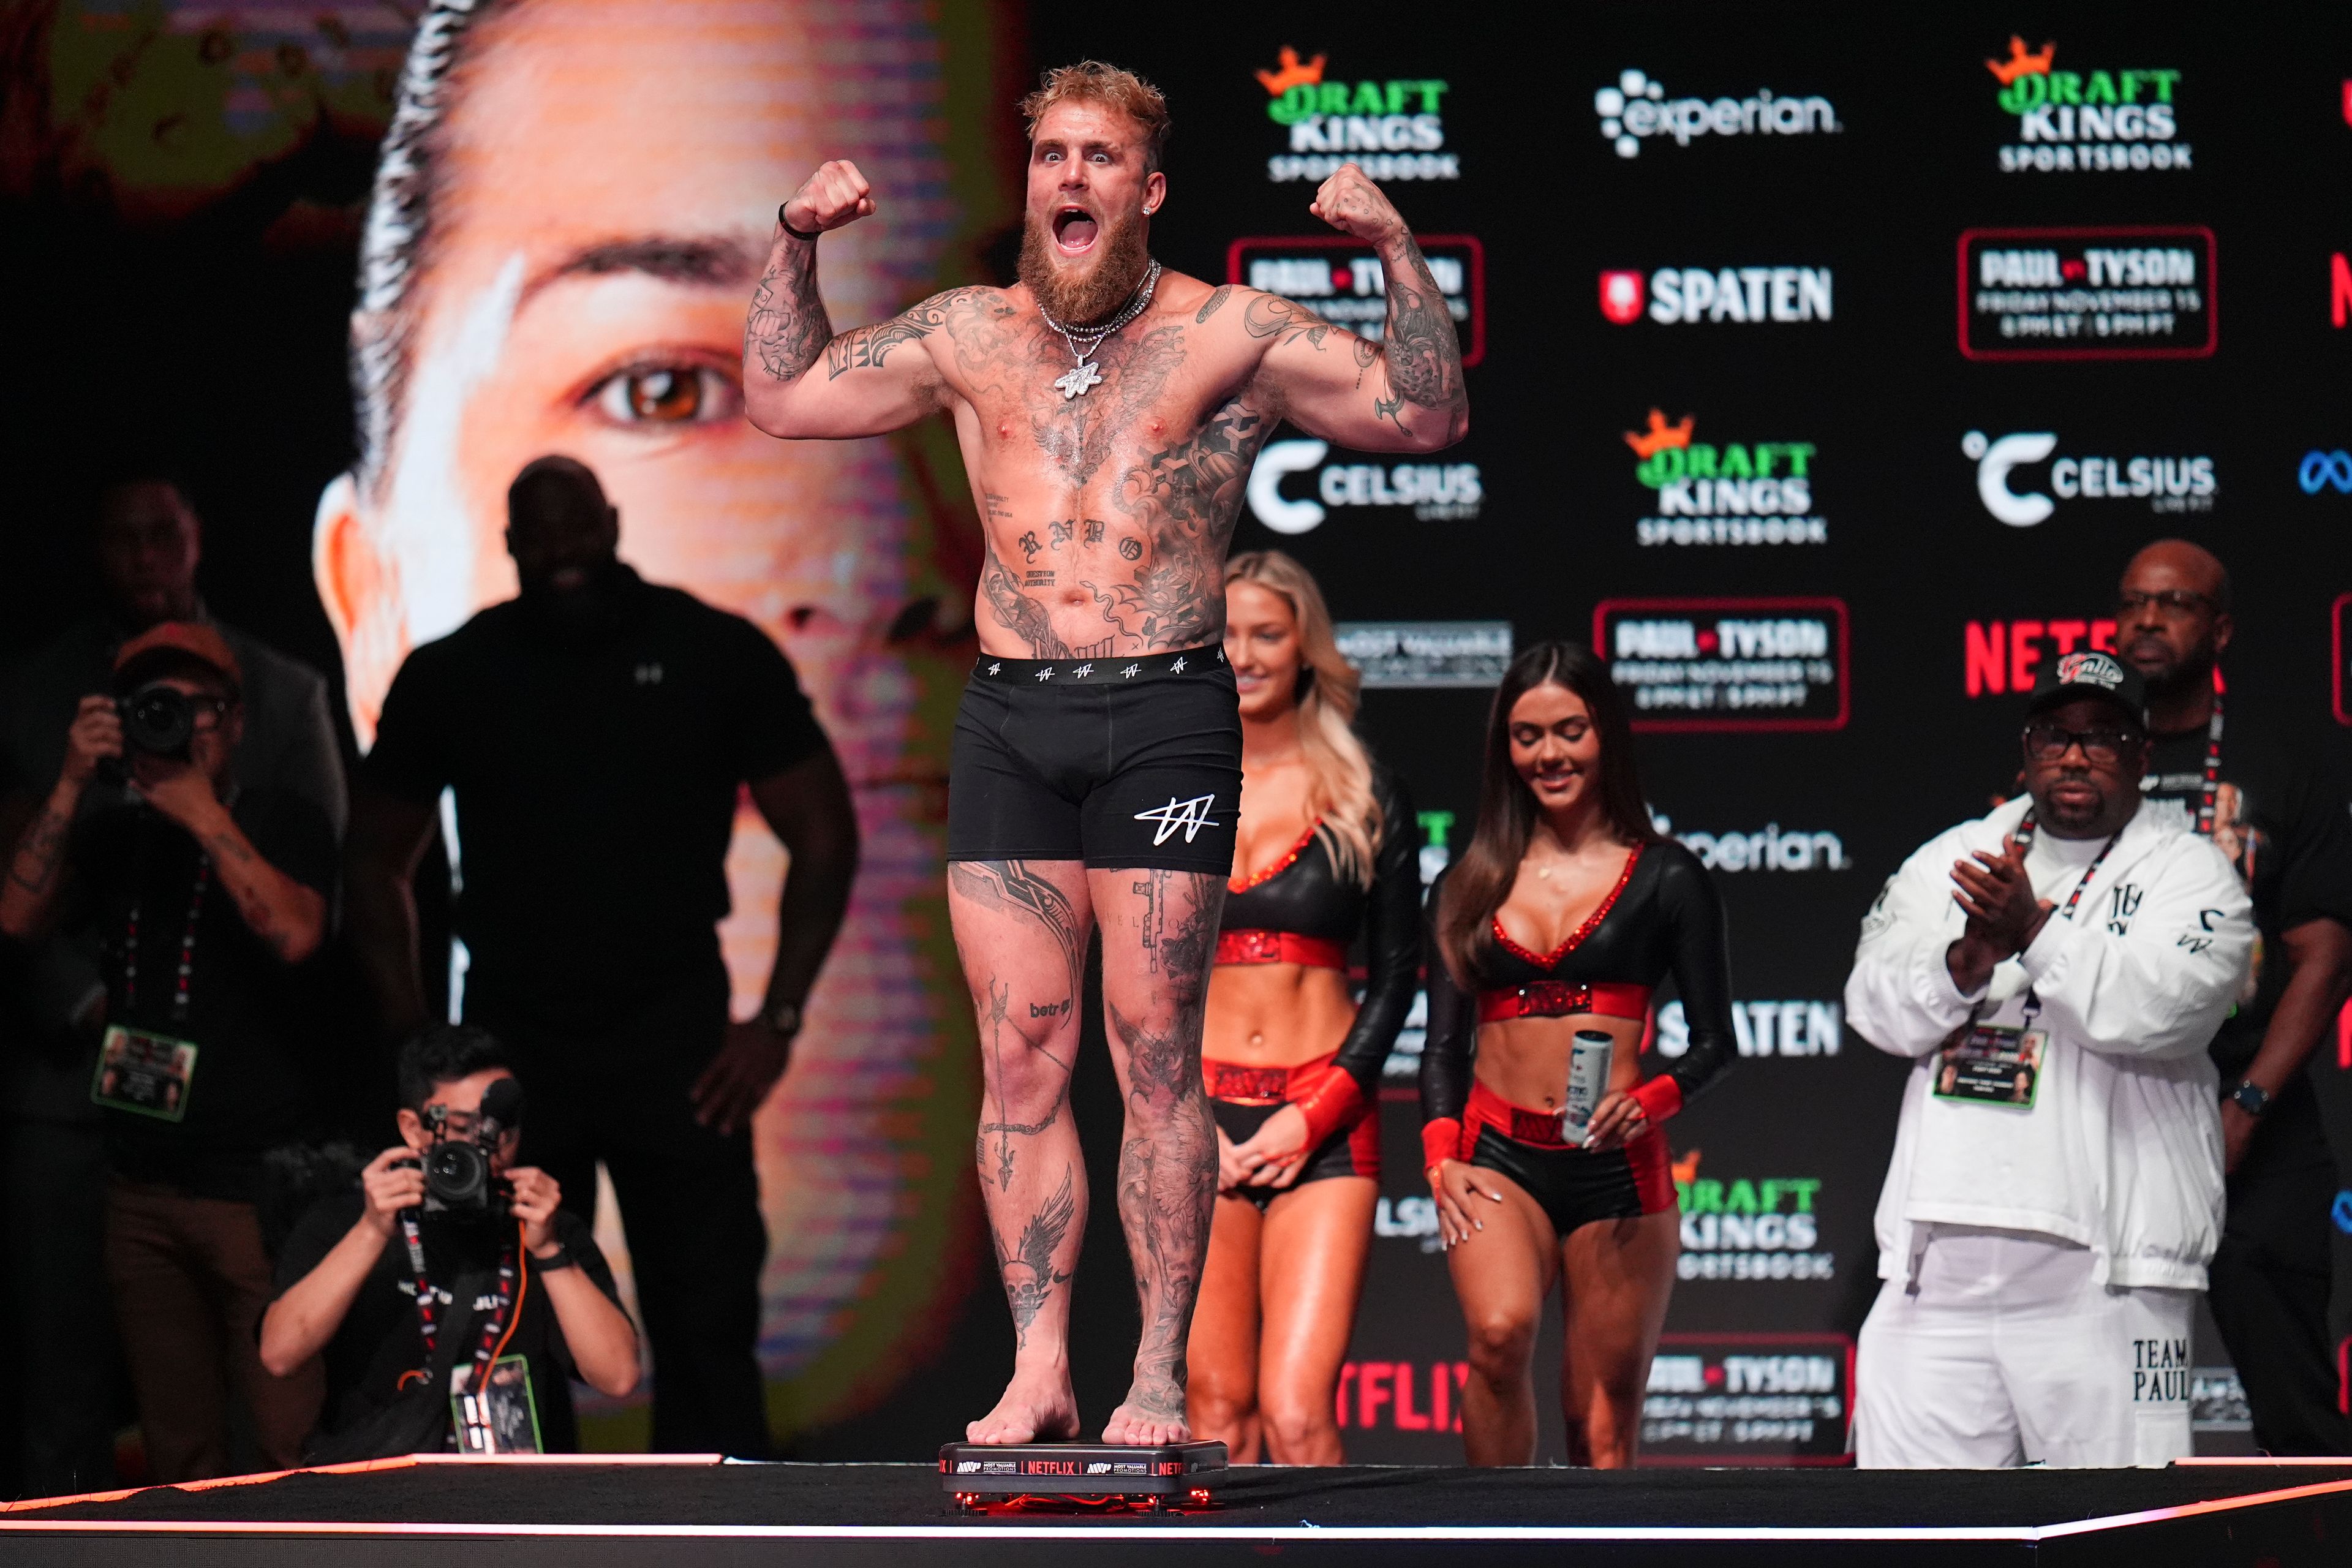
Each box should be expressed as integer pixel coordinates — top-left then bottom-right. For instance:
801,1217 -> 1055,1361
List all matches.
2116,540 -> 2352,1455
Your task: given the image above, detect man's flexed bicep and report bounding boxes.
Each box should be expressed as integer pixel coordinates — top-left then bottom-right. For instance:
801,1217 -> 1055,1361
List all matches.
742,159 -> 946,439
1251,162 -> 1468,454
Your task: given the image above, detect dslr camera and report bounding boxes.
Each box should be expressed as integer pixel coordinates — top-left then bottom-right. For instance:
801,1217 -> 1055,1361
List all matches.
417,1077 -> 526,1215
116,681 -> 226,760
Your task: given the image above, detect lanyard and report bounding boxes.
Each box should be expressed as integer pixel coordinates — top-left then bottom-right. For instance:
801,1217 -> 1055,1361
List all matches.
2190,669 -> 2223,840
122,816 -> 210,1025
1995,809 -> 2117,1028
399,1212 -> 521,1401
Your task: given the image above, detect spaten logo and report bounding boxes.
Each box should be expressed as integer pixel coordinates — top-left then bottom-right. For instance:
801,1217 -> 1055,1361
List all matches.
1592,69 -> 1838,159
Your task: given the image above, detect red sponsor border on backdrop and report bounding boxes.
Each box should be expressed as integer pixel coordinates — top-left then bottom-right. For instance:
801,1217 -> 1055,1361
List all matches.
1956,225 -> 2218,362
1225,234 -> 1486,366
1594,597 -> 1851,734
1638,1330 -> 1857,1469
2333,593 -> 2352,725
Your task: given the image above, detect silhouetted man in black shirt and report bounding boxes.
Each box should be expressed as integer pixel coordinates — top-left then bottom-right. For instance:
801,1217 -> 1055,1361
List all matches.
345,457 -> 858,1457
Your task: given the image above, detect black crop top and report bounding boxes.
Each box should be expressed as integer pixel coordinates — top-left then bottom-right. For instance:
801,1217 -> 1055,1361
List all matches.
1419,839 -> 1735,1123
1221,766 -> 1421,1098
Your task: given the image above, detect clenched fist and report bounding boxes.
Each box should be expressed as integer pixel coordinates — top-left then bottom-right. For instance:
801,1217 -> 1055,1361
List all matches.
782,159 -> 876,236
1308,162 -> 1404,246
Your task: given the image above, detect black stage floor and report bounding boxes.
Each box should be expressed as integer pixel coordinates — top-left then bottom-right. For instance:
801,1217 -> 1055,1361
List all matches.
3,1455 -> 2348,1565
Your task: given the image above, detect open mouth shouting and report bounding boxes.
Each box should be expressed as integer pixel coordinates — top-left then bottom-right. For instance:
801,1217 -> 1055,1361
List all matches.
1051,203 -> 1100,257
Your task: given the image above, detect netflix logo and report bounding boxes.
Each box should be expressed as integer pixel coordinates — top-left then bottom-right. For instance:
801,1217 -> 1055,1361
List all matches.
1964,616 -> 2117,696
1335,1361 -> 1468,1431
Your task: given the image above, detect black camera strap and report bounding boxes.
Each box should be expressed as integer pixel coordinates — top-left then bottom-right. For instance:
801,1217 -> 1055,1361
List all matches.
398,1211 -> 521,1401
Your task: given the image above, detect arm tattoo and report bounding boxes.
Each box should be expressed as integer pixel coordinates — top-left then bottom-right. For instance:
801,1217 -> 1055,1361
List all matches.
6,802 -> 74,897
744,243 -> 831,382
978,539 -> 1074,660
992,1166 -> 1077,1348
1374,232 -> 1466,430
1243,291 -> 1333,349
823,287 -> 986,380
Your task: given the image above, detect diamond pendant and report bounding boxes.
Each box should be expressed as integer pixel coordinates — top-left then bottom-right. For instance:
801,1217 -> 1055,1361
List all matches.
1054,361 -> 1103,400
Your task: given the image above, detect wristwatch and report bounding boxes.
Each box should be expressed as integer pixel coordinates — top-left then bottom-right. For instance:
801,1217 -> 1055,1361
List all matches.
764,1000 -> 804,1039
2226,1080 -> 2271,1118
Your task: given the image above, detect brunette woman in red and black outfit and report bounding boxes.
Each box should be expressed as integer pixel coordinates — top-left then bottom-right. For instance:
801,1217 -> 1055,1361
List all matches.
1185,551 -> 1419,1464
1422,640 -> 1734,1466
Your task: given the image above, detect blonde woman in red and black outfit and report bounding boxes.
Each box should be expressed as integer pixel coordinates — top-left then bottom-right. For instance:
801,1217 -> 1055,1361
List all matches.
1185,551 -> 1419,1464
1423,640 -> 1735,1466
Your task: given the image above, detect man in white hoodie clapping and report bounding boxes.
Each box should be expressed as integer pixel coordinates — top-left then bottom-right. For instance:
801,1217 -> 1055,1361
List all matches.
1846,649 -> 2252,1468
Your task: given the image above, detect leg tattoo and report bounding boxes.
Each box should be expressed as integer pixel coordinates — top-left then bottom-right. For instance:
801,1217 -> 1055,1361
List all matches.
993,1167 -> 1078,1349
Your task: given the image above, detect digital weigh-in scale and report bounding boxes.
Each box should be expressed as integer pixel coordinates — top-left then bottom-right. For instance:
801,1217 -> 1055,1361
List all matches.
937,1439 -> 1227,1510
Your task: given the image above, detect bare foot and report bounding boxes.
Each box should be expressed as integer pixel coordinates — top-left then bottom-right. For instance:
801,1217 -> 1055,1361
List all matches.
966,1363 -> 1080,1444
1101,1378 -> 1191,1446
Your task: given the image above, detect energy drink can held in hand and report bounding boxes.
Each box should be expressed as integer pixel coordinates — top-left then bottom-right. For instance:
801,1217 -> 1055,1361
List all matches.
1561,1030 -> 1614,1147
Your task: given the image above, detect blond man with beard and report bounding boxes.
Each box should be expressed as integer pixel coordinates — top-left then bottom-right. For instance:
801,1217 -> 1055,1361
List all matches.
744,61 -> 1468,1446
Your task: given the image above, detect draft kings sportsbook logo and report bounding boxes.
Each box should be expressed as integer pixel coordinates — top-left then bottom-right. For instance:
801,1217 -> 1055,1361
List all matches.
1985,36 -> 2189,173
1257,47 -> 1458,184
1672,1149 -> 1834,1283
1625,410 -> 1824,547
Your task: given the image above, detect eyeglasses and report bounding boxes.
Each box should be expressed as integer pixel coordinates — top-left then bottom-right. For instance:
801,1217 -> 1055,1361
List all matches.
2117,589 -> 2217,620
2022,720 -> 2138,764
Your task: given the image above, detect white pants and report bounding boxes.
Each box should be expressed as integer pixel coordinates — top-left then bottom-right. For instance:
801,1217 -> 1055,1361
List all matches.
1853,1226 -> 2196,1468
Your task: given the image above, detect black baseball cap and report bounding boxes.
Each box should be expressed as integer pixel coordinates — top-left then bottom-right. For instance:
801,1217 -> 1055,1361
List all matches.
2025,648 -> 2147,727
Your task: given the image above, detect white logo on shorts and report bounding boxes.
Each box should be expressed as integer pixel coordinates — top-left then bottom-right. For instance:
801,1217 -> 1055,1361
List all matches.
1134,794 -> 1222,845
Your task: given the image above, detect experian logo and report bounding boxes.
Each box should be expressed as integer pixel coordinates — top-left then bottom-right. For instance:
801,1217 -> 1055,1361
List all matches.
1593,69 -> 1839,158
1652,813 -> 1847,872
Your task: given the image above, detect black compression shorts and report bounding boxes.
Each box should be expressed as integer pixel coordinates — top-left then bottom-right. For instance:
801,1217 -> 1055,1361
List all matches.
947,646 -> 1242,875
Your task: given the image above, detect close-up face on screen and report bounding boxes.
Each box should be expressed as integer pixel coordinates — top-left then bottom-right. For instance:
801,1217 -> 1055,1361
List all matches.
312,0 -> 994,1424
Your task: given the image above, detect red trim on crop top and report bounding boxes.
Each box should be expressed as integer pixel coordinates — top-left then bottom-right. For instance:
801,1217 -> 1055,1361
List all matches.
1215,929 -> 1348,970
1488,842 -> 1645,970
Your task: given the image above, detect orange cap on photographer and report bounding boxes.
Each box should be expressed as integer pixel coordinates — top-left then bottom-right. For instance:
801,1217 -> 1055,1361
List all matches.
113,621 -> 243,697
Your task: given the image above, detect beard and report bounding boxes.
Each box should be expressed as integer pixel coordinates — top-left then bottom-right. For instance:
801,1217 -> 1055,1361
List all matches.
1018,204 -> 1152,326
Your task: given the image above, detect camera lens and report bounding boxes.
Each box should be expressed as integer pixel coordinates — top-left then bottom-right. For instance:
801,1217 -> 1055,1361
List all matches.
119,684 -> 195,757
424,1140 -> 490,1209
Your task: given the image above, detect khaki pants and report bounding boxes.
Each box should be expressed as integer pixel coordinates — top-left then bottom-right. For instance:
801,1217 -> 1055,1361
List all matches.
104,1177 -> 322,1480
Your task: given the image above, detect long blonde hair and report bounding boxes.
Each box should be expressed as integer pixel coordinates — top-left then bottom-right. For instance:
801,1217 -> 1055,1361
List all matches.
1226,550 -> 1384,886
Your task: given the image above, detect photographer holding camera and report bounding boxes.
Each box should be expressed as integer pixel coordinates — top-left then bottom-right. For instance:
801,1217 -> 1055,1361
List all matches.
0,622 -> 335,1480
262,1026 -> 637,1458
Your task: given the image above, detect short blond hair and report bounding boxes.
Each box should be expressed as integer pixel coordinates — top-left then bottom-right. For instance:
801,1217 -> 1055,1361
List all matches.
1020,60 -> 1170,172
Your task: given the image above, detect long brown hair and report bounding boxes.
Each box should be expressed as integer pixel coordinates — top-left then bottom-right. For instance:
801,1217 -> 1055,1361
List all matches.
1433,640 -> 1657,989
1225,549 -> 1383,885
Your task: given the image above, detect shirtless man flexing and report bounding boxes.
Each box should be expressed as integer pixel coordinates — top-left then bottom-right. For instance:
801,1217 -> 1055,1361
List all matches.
742,60 -> 1466,1446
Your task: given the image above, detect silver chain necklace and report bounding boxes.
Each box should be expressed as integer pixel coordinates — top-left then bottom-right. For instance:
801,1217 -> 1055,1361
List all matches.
1038,260 -> 1161,400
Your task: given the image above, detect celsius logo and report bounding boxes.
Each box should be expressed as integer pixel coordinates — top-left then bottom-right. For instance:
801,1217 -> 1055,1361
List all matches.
1599,268 -> 1831,325
1592,69 -> 1839,158
1246,439 -> 1483,533
1257,47 -> 1457,184
1986,37 -> 2188,173
2302,451 -> 2352,494
1626,410 -> 1823,547
1962,430 -> 2214,526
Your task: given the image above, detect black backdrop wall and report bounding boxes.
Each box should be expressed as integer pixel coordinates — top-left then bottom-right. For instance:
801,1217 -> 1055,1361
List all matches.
4,1 -> 2350,1469
891,0 -> 2352,1466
